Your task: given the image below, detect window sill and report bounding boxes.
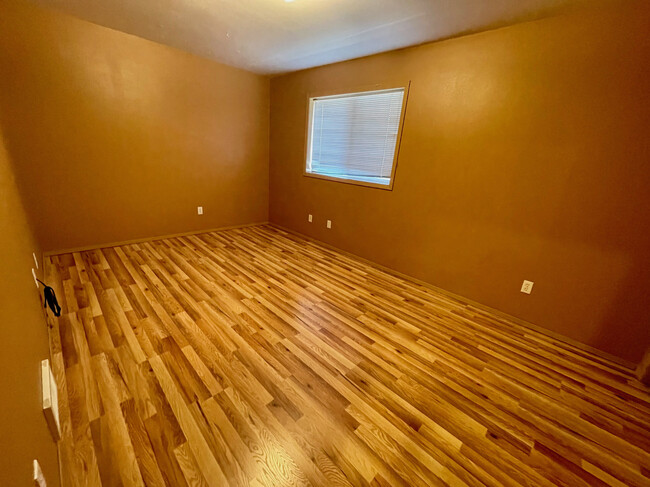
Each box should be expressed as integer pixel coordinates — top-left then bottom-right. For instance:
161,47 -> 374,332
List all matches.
303,171 -> 394,190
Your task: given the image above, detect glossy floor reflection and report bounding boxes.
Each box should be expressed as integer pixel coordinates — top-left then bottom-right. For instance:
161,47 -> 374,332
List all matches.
46,225 -> 650,486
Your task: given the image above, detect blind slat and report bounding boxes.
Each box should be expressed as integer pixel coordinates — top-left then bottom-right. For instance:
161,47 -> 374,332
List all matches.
307,88 -> 404,184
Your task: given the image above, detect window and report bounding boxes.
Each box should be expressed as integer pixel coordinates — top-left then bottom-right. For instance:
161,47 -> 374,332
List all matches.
305,87 -> 406,188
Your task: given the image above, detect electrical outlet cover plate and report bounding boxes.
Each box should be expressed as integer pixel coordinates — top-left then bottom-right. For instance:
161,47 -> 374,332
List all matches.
326,220 -> 332,229
308,214 -> 313,223
197,206 -> 203,215
521,280 -> 534,294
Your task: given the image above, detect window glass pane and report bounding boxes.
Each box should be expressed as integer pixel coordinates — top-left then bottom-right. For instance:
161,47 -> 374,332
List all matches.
307,88 -> 405,186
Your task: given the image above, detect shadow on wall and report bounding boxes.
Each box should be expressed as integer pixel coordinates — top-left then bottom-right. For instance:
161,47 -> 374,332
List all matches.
0,129 -> 59,485
595,264 -> 650,365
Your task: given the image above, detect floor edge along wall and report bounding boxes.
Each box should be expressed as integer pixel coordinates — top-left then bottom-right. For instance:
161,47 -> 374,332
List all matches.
43,222 -> 270,257
268,224 -> 637,371
48,221 -> 637,370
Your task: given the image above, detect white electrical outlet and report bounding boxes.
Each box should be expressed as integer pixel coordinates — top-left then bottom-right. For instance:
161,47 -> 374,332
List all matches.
33,252 -> 39,269
197,206 -> 203,215
521,280 -> 534,294
308,214 -> 313,223
33,459 -> 47,487
32,268 -> 39,288
326,220 -> 332,229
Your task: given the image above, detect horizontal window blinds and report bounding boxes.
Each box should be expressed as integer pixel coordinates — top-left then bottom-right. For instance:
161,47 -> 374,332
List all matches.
307,88 -> 405,184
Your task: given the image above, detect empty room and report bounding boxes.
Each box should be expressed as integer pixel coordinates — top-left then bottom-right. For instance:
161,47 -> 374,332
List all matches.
1,0 -> 650,485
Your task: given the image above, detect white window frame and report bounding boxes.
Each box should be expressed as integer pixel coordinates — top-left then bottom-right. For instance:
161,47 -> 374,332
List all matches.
303,83 -> 410,191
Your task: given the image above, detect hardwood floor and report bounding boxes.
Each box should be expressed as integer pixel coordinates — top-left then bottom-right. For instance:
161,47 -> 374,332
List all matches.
45,224 -> 650,487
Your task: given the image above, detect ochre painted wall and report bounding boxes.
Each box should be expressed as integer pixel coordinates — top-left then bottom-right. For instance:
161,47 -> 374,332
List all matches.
270,2 -> 650,363
0,130 -> 59,485
0,1 -> 269,253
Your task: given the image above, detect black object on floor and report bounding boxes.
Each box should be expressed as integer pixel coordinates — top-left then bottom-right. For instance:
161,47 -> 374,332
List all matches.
37,279 -> 61,317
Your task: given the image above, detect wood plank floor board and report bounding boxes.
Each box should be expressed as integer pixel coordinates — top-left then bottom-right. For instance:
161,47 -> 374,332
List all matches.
46,224 -> 650,486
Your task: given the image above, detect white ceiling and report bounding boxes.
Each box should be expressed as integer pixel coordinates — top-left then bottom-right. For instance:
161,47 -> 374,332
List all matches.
33,0 -> 589,75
